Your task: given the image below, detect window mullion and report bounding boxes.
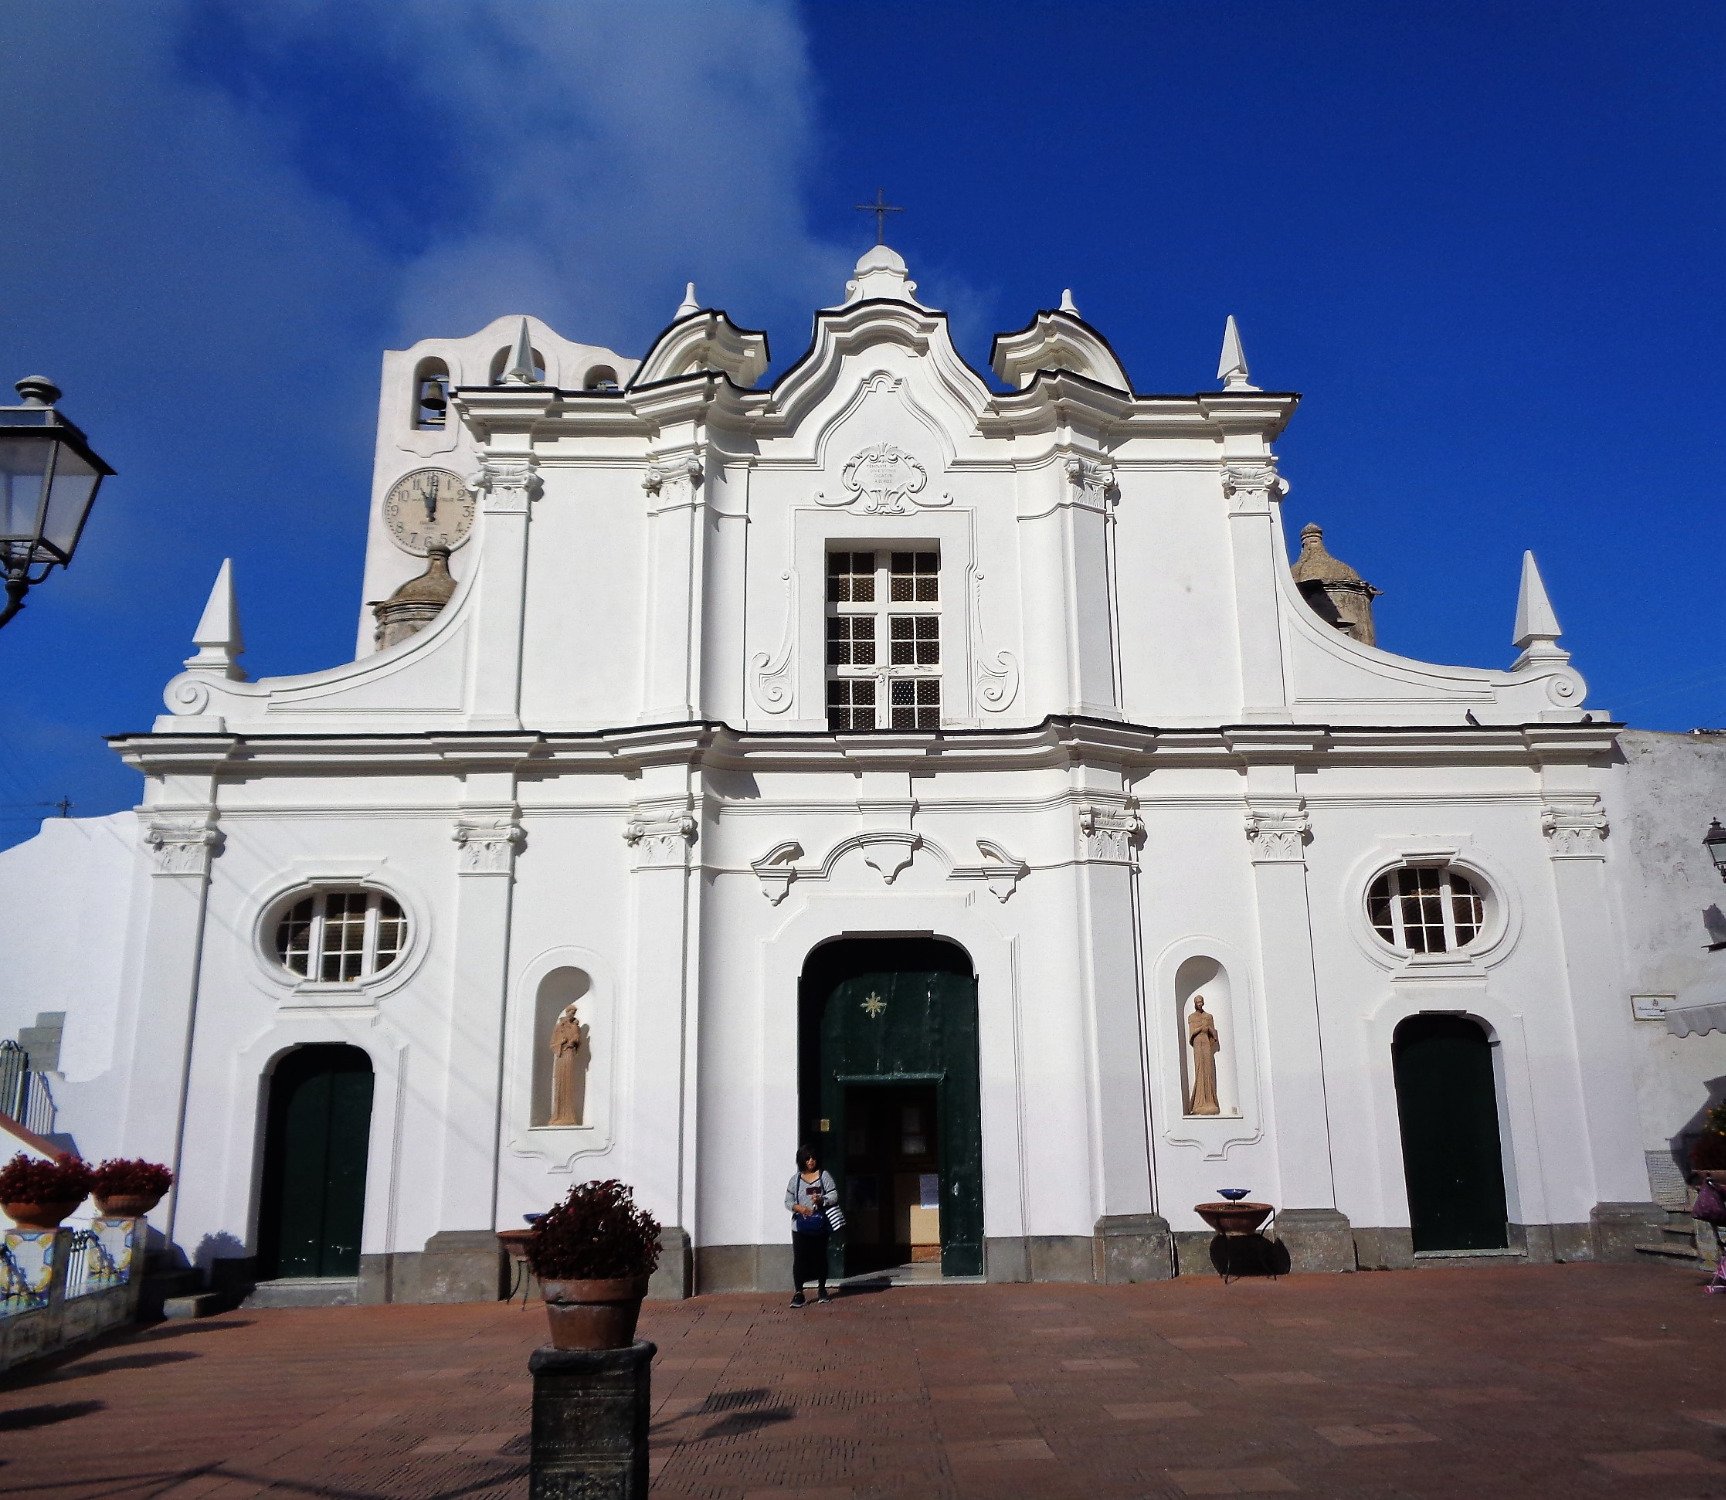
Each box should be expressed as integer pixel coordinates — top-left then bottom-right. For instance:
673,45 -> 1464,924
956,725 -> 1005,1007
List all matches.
362,897 -> 380,976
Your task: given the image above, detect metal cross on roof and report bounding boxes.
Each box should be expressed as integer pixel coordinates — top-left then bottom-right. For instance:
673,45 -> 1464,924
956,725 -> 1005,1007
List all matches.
854,188 -> 903,246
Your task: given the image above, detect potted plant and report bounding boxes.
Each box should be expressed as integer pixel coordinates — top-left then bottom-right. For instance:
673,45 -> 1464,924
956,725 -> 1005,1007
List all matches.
1691,1101 -> 1726,1183
0,1152 -> 94,1229
91,1158 -> 173,1218
525,1179 -> 661,1351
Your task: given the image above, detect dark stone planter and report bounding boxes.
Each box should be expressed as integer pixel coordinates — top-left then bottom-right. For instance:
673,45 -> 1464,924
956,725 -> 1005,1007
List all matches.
529,1339 -> 654,1499
3,1198 -> 82,1230
541,1276 -> 649,1351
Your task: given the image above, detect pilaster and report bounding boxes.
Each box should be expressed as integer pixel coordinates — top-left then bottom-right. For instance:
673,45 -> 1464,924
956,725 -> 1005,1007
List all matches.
621,782 -> 701,1298
1220,460 -> 1293,721
423,798 -> 522,1299
120,805 -> 222,1250
1240,781 -> 1351,1264
1070,786 -> 1158,1234
468,451 -> 542,729
1536,785 -> 1656,1229
640,454 -> 706,723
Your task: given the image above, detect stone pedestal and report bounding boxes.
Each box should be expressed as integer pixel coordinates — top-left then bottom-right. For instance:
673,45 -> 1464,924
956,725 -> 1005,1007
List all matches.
529,1339 -> 655,1500
1275,1208 -> 1356,1272
1092,1214 -> 1175,1282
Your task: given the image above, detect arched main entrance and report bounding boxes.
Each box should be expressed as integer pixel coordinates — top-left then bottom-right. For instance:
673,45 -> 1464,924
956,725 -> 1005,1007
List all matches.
1391,1015 -> 1509,1252
256,1044 -> 375,1279
799,938 -> 982,1278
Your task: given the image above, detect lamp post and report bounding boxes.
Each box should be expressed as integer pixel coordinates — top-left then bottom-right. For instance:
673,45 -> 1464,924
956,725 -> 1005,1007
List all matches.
1706,819 -> 1726,883
0,377 -> 113,630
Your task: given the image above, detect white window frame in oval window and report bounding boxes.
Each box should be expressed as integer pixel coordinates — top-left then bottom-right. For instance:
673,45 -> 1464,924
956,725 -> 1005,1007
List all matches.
1349,843 -> 1520,973
248,865 -> 428,1007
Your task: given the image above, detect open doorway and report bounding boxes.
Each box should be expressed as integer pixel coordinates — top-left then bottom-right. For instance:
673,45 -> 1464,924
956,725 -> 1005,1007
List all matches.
798,937 -> 981,1278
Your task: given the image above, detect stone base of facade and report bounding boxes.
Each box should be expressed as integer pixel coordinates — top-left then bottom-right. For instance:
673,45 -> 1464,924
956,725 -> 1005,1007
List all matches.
1092,1215 -> 1175,1283
649,1227 -> 692,1300
358,1230 -> 507,1304
695,1242 -> 793,1294
1350,1220 -> 1622,1269
1588,1201 -> 1667,1262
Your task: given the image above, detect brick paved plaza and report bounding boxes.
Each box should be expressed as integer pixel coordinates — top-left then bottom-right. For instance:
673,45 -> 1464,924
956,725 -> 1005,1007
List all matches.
1,1263 -> 1724,1498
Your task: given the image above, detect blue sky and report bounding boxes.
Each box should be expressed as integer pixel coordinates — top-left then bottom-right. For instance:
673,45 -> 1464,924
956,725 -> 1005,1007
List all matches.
1,2 -> 1721,846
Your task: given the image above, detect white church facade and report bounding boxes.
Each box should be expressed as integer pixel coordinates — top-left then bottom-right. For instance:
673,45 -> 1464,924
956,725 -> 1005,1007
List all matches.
0,245 -> 1688,1300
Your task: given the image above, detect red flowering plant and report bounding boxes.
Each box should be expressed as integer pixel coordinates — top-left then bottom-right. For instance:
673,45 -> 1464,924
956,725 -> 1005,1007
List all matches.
0,1151 -> 94,1204
90,1159 -> 173,1198
526,1179 -> 662,1282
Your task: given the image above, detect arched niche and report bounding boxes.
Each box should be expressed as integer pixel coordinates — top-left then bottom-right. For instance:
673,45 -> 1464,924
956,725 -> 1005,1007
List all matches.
490,344 -> 547,384
1175,956 -> 1241,1118
582,364 -> 619,390
411,356 -> 450,429
532,966 -> 592,1128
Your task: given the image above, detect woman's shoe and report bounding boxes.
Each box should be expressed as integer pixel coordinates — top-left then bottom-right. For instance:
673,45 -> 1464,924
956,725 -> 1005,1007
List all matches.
790,1293 -> 806,1308
816,1289 -> 833,1304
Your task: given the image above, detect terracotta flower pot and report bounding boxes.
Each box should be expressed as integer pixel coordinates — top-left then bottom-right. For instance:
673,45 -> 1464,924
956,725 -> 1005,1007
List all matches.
3,1198 -> 83,1230
540,1275 -> 650,1351
1196,1201 -> 1274,1236
95,1191 -> 164,1218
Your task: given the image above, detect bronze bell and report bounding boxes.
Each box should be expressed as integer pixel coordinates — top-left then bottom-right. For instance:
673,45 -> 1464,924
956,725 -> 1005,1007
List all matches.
418,377 -> 448,419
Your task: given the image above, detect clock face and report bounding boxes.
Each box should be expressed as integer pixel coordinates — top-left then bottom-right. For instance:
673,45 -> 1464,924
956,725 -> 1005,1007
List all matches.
382,468 -> 476,555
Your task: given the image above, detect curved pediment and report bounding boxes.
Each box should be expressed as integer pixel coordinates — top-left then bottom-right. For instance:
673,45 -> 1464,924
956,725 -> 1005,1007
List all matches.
990,308 -> 1131,392
633,307 -> 769,389
765,297 -> 996,442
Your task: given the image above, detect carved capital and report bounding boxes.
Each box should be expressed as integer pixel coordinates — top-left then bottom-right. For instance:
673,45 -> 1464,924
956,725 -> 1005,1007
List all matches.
1077,800 -> 1143,862
1063,455 -> 1118,507
144,815 -> 222,877
624,808 -> 698,866
1541,799 -> 1608,859
1244,803 -> 1310,863
473,456 -> 540,513
642,455 -> 703,504
1221,462 -> 1285,512
453,813 -> 524,874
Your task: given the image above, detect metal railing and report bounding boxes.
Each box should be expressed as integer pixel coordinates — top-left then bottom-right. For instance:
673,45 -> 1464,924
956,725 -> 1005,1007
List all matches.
63,1228 -> 125,1301
1,1241 -> 45,1318
0,1040 -> 54,1135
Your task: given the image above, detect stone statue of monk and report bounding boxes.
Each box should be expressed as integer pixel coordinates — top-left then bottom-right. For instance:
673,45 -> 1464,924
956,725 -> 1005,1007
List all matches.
1187,996 -> 1221,1115
548,1003 -> 585,1126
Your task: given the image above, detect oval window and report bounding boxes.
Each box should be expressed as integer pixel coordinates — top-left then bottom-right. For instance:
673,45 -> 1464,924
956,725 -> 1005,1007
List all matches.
274,890 -> 407,983
1366,867 -> 1485,954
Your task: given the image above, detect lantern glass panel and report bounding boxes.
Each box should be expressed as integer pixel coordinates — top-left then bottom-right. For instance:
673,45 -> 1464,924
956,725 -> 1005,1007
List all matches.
0,434 -> 55,545
40,444 -> 99,558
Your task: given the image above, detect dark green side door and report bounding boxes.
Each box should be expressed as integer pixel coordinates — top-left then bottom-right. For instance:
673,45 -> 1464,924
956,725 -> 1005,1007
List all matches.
816,965 -> 983,1276
257,1045 -> 375,1279
1392,1016 -> 1509,1253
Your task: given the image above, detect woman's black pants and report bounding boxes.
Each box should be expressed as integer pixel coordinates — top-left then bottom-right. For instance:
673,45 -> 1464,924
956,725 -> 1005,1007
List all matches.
792,1229 -> 829,1290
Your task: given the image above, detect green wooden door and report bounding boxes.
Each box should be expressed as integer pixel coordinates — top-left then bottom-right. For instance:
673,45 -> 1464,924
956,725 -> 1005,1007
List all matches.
815,964 -> 983,1276
257,1045 -> 374,1279
1392,1016 -> 1509,1253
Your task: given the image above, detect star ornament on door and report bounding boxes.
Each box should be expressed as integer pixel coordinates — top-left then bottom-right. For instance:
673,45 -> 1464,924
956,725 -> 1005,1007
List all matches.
861,992 -> 887,1019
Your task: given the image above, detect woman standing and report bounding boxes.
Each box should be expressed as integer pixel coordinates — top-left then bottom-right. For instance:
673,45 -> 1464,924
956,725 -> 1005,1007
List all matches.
785,1144 -> 839,1307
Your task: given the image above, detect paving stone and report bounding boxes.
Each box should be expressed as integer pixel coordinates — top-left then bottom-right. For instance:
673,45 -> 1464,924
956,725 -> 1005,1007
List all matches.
1,1263 -> 1722,1498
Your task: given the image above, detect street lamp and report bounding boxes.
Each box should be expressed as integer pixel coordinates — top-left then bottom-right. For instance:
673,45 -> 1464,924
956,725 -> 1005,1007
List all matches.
0,376 -> 114,630
1706,819 -> 1726,884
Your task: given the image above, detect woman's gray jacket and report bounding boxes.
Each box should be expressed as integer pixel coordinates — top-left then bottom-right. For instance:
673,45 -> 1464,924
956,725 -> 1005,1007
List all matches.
785,1171 -> 839,1215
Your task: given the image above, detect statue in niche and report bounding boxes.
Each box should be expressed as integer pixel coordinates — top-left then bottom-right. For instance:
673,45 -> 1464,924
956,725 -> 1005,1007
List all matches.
548,1003 -> 587,1126
1186,996 -> 1221,1115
